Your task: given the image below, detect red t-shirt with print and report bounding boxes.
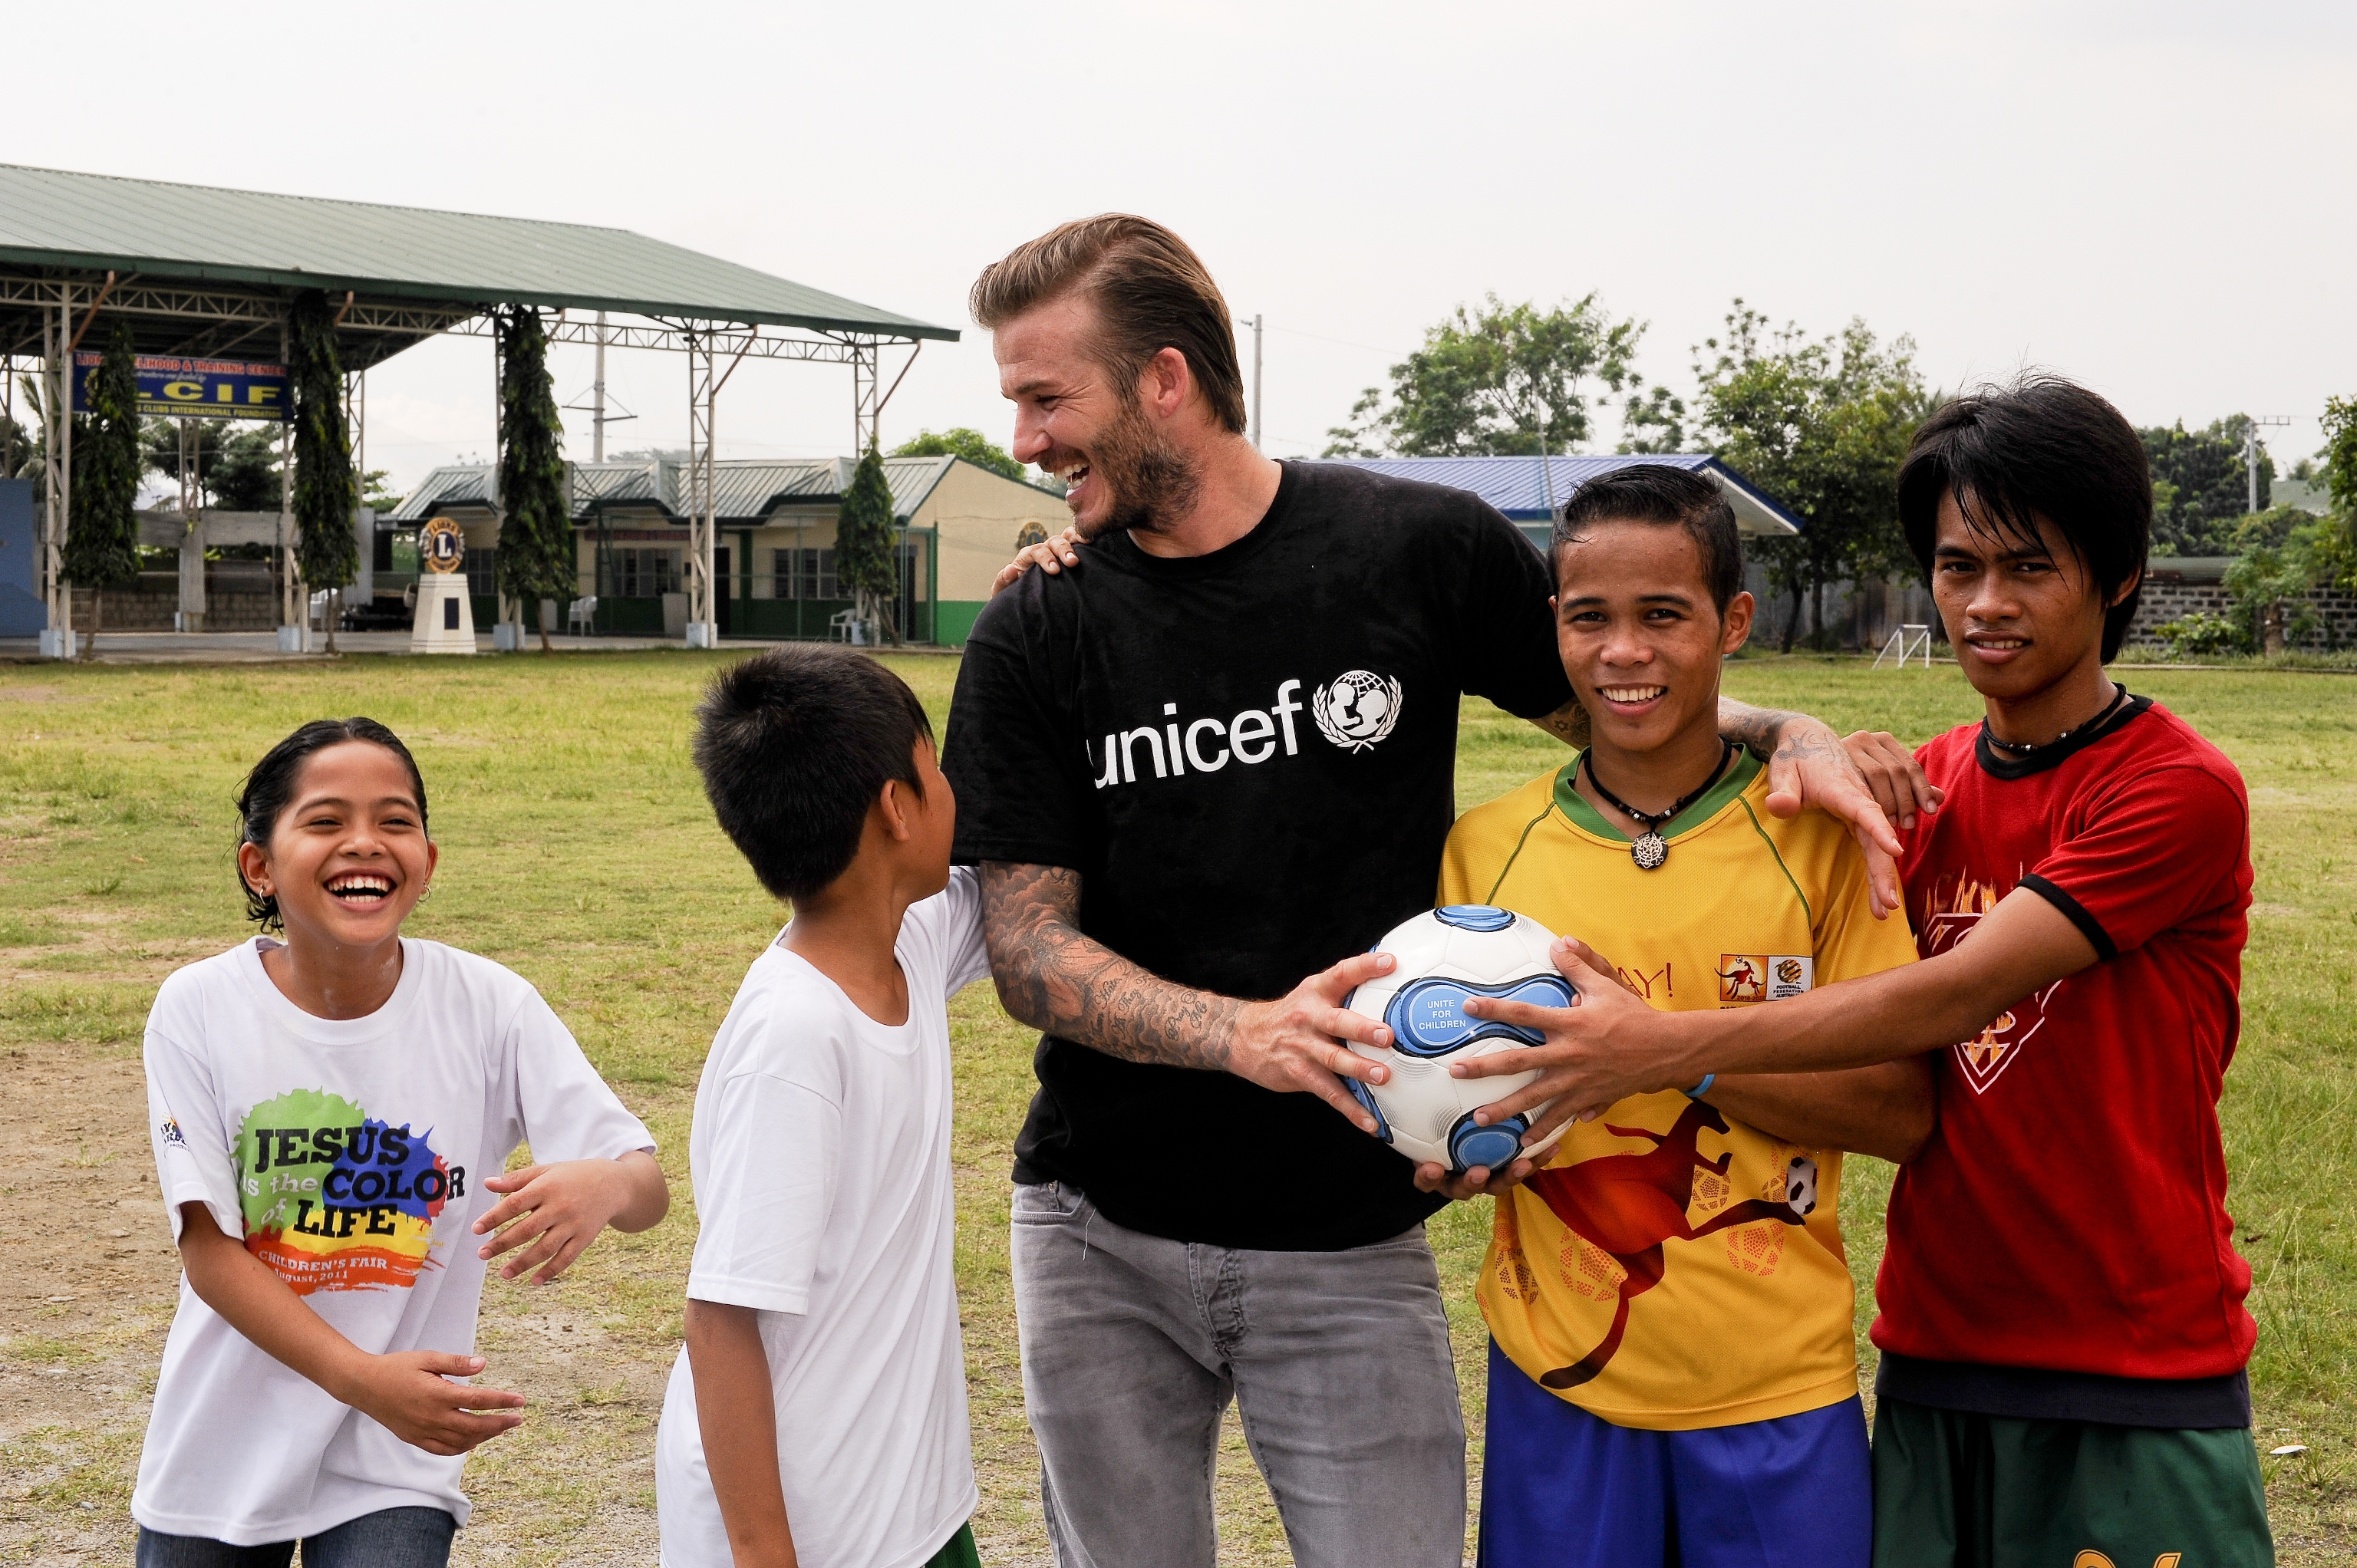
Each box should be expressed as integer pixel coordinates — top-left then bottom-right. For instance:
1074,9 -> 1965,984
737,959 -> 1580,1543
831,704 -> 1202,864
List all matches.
1874,696 -> 2256,1381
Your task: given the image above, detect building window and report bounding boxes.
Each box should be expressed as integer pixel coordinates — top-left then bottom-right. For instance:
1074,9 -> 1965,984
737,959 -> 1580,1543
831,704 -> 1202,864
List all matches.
775,547 -> 839,600
466,546 -> 497,598
615,548 -> 682,598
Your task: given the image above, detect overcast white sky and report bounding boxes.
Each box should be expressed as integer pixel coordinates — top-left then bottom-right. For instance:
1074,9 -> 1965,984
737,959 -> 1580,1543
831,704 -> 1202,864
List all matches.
12,1 -> 2352,497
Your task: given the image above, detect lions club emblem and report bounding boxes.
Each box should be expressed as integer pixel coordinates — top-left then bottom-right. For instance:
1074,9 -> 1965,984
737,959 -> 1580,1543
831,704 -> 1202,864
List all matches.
1312,670 -> 1403,753
419,516 -> 466,575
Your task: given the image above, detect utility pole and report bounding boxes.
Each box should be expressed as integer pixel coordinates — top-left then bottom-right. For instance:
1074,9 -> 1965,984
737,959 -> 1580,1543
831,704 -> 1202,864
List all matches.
565,311 -> 633,459
1239,315 -> 1263,450
2244,415 -> 2292,515
592,310 -> 607,462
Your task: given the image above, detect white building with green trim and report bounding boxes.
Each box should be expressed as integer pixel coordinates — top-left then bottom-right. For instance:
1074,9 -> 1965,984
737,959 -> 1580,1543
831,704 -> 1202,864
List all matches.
387,454 -> 1068,644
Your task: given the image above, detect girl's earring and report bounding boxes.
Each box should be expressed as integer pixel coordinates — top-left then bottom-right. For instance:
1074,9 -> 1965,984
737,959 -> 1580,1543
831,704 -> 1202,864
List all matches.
417,884 -> 431,904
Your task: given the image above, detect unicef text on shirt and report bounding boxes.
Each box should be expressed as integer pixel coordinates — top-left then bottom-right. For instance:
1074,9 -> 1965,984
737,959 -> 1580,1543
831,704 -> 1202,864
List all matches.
1087,673 -> 1405,789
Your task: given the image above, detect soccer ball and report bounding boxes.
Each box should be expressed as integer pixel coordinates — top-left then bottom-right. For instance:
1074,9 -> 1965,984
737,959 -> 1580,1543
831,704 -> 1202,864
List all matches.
1342,904 -> 1574,1174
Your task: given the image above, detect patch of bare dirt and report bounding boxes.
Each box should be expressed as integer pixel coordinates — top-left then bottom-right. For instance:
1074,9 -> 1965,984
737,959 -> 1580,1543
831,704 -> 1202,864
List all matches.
0,1043 -> 677,1567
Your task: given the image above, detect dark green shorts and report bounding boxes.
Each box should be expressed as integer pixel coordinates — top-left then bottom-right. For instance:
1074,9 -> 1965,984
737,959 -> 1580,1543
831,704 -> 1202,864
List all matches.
1871,1396 -> 2273,1568
925,1522 -> 980,1568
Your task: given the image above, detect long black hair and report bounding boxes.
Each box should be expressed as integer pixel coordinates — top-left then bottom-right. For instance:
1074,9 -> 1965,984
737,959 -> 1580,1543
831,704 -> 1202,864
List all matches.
1897,376 -> 2151,663
236,718 -> 430,931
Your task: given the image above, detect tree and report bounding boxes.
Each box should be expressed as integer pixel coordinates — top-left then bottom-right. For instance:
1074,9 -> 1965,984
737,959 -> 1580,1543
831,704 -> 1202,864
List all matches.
1,403 -> 34,481
892,427 -> 1036,485
1684,303 -> 1928,651
210,427 -> 283,512
141,417 -> 226,507
836,443 -> 899,643
2307,395 -> 2357,598
493,305 -> 573,652
1322,293 -> 1657,458
290,292 -> 358,652
2141,417 -> 2273,555
2323,395 -> 2357,516
360,469 -> 402,514
10,371 -> 62,502
61,320 -> 145,654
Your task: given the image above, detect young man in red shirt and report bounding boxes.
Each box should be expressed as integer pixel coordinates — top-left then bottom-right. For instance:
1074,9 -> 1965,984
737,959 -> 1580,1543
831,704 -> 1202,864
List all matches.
1455,376 -> 2271,1564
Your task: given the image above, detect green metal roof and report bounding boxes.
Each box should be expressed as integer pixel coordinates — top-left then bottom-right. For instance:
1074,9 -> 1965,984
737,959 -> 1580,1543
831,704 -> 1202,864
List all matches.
0,163 -> 957,340
392,455 -> 981,524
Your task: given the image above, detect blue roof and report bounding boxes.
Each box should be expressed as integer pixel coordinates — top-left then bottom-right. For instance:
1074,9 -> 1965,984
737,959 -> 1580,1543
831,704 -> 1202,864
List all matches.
1317,454 -> 1802,535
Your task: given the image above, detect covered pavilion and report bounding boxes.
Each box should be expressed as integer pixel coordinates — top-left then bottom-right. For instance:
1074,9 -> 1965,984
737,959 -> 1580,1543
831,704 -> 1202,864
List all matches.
0,162 -> 957,657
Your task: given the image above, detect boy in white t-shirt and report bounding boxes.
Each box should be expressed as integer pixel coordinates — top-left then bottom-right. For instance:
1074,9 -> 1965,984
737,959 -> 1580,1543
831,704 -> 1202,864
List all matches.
657,647 -> 990,1568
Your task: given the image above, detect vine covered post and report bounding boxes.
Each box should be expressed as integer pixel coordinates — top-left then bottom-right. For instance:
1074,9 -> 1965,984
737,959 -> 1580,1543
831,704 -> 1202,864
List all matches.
290,292 -> 358,652
836,442 -> 899,644
493,305 -> 572,652
60,318 -> 143,657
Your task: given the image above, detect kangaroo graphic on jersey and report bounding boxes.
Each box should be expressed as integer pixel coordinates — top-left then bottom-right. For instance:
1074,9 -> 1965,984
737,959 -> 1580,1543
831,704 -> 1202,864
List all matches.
1525,1099 -> 1822,1389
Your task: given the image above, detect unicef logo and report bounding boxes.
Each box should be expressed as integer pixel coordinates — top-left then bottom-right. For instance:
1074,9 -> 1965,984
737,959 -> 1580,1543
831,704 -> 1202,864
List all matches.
1312,670 -> 1403,753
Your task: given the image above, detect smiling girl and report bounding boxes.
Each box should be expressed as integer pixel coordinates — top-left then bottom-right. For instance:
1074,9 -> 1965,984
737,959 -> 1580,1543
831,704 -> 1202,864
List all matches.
131,717 -> 668,1567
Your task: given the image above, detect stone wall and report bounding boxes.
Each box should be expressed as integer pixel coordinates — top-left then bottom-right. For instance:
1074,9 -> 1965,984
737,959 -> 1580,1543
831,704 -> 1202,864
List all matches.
2125,563 -> 2357,651
67,570 -> 281,633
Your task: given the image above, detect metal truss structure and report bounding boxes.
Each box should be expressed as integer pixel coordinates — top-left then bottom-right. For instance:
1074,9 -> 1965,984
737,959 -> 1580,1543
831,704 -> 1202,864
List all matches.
0,269 -> 925,654
443,313 -> 921,643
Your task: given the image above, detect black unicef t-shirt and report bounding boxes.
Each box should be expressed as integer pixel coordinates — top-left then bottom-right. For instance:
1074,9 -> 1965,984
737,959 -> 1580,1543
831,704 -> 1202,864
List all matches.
944,460 -> 1572,1251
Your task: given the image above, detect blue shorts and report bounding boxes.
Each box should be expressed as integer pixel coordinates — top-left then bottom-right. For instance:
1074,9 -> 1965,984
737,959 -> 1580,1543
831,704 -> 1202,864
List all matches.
1478,1340 -> 1871,1568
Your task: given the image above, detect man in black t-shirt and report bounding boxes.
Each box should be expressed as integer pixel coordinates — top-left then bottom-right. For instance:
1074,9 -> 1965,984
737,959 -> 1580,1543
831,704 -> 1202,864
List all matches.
948,216 -> 1920,1568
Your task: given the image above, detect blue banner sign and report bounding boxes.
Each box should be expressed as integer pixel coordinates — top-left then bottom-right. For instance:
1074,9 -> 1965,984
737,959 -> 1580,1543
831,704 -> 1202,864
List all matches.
73,352 -> 289,422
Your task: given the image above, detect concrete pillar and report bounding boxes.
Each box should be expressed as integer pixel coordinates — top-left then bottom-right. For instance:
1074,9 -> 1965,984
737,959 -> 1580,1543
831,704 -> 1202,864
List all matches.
354,506 -> 374,604
176,516 -> 206,633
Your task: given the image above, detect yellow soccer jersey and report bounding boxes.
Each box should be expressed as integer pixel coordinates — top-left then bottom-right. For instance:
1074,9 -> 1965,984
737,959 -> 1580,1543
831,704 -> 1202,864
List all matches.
1439,748 -> 1917,1431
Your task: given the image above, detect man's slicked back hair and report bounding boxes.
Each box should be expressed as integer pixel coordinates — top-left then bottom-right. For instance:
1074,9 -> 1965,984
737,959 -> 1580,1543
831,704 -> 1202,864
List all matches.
1897,375 -> 2151,663
1553,464 -> 1745,612
692,647 -> 935,901
971,215 -> 1249,435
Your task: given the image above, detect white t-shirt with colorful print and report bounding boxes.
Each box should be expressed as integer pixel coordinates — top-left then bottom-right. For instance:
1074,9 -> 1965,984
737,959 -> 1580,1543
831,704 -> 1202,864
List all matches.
134,936 -> 655,1546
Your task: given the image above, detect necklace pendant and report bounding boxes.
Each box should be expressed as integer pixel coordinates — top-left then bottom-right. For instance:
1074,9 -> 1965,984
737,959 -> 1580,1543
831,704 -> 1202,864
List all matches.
1631,832 -> 1668,871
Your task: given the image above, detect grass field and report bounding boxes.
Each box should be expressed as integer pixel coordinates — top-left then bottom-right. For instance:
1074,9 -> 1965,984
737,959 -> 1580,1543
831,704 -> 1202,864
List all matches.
0,649 -> 2349,1565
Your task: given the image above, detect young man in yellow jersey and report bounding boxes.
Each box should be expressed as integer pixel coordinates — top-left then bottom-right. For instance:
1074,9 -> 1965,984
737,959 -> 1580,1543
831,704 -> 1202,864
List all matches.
1425,465 -> 1933,1568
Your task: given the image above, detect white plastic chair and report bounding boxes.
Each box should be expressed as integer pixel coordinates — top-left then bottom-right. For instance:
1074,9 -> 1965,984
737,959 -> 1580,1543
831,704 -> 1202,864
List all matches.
567,596 -> 598,635
829,608 -> 862,644
308,589 -> 331,630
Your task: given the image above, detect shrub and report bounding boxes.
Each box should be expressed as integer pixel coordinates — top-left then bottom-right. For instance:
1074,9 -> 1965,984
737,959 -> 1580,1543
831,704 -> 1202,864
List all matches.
2150,611 -> 2253,658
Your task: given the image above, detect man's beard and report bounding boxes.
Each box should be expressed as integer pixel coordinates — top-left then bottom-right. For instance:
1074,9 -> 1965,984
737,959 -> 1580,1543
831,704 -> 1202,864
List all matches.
1072,393 -> 1202,542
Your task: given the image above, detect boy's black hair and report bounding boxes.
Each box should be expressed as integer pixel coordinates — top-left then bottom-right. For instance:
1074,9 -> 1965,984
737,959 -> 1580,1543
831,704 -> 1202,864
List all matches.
1897,376 -> 2151,663
236,718 -> 429,931
1552,463 -> 1745,612
693,646 -> 935,901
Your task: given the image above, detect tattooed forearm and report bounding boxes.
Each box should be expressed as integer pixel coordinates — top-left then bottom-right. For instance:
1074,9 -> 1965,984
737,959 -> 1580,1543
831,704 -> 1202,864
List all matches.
1525,697 -> 1591,749
978,861 -> 1244,1072
1719,696 -> 1802,761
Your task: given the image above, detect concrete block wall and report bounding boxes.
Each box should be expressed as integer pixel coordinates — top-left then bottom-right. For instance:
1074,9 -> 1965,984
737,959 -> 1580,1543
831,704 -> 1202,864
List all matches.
68,575 -> 281,633
2125,577 -> 2357,651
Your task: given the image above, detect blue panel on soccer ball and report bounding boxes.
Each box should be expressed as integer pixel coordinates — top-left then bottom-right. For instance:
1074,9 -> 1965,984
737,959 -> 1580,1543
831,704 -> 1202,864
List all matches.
1452,1124 -> 1525,1173
1385,975 -> 1575,1056
1345,1078 -> 1393,1143
1434,904 -> 1515,932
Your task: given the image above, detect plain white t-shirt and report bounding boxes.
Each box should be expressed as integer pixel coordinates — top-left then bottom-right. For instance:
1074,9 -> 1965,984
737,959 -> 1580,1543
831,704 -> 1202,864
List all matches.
134,936 -> 655,1546
656,870 -> 989,1568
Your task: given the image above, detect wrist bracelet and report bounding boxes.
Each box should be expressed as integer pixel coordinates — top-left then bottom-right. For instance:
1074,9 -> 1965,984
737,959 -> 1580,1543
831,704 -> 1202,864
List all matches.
1684,1073 -> 1715,1099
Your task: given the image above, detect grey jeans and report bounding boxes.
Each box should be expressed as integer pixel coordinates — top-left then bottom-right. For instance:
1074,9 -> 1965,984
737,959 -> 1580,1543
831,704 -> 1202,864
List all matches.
1010,1181 -> 1465,1568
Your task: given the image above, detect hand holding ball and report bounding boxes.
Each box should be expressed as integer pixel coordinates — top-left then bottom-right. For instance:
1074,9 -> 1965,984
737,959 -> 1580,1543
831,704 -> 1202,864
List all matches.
1341,905 -> 1573,1174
